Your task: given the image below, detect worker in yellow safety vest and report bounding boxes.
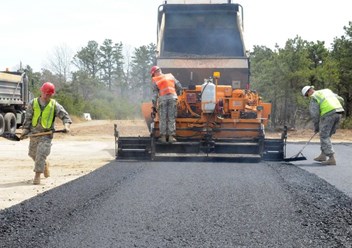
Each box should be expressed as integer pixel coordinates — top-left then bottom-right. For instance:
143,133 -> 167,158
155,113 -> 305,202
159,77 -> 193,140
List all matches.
302,86 -> 344,165
20,82 -> 72,185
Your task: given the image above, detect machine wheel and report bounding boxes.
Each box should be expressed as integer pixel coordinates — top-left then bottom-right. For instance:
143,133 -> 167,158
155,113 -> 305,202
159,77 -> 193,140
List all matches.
0,114 -> 4,135
4,112 -> 17,134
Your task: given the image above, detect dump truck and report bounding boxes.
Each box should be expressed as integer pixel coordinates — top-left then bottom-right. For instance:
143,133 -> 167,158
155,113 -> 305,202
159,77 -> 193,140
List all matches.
0,69 -> 30,135
115,0 -> 286,162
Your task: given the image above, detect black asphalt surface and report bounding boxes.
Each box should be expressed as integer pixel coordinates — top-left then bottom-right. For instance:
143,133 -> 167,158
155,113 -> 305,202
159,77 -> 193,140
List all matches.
286,142 -> 352,197
1,160 -> 352,247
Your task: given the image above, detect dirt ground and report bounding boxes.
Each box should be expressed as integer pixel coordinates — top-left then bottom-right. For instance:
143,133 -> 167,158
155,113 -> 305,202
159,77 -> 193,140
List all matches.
1,118 -> 351,210
0,119 -> 149,210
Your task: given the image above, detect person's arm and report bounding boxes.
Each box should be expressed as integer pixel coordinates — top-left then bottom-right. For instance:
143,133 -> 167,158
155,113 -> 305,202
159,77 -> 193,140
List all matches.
175,79 -> 183,95
335,94 -> 345,103
22,100 -> 34,130
20,100 -> 34,139
309,99 -> 320,133
55,101 -> 72,124
54,101 -> 72,133
151,83 -> 159,107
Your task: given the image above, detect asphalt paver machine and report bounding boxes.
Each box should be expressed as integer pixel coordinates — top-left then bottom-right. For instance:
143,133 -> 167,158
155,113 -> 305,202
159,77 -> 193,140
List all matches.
115,1 -> 286,162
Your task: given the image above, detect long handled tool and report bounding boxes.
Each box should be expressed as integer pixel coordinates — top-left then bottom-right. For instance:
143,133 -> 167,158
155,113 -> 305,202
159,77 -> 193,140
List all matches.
1,129 -> 66,142
283,132 -> 317,162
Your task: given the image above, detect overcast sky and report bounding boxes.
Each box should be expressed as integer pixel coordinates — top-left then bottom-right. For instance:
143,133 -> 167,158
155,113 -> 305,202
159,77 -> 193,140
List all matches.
1,0 -> 351,72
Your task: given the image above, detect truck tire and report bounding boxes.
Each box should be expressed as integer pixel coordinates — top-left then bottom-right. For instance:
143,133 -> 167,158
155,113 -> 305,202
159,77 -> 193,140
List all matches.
0,114 -> 4,135
4,112 -> 17,134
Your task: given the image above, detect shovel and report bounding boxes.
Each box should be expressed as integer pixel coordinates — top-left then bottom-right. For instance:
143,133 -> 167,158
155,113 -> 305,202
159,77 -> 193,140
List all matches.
283,132 -> 317,162
1,129 -> 67,142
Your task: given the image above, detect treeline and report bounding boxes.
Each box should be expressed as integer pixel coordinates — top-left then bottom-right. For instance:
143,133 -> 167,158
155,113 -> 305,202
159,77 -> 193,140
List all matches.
22,22 -> 351,129
250,22 -> 352,129
25,40 -> 157,119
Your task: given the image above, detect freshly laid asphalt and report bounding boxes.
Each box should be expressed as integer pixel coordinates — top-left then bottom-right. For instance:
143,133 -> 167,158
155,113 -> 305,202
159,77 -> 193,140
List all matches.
286,142 -> 352,197
1,143 -> 352,248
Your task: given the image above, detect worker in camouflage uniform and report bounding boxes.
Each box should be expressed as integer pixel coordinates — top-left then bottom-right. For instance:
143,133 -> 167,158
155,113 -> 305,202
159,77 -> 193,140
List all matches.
150,66 -> 182,143
21,82 -> 72,185
302,86 -> 344,165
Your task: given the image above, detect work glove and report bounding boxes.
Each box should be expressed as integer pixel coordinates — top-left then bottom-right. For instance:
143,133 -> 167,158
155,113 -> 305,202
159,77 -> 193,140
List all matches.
151,106 -> 157,119
20,129 -> 30,140
64,123 -> 71,133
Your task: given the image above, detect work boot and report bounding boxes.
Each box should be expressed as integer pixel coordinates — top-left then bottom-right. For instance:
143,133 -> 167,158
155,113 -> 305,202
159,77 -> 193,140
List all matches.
33,172 -> 41,185
168,136 -> 177,143
158,135 -> 167,143
322,154 -> 336,166
44,161 -> 50,178
314,152 -> 327,162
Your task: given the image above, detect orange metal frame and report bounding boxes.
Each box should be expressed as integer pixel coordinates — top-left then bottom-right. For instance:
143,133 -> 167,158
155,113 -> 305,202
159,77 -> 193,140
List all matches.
142,84 -> 272,140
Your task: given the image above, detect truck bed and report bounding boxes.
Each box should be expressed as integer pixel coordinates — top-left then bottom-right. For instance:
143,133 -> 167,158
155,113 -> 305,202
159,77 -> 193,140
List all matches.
0,72 -> 25,105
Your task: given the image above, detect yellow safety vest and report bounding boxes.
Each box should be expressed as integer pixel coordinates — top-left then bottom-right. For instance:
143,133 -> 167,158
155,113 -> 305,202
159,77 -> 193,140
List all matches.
312,89 -> 343,116
32,98 -> 56,128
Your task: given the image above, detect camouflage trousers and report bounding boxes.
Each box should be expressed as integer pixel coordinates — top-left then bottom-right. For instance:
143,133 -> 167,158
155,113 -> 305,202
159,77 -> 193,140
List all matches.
28,135 -> 52,173
319,112 -> 342,156
158,98 -> 177,136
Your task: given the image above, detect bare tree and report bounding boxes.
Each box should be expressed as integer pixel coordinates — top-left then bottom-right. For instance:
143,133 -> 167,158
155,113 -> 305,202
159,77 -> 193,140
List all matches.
121,45 -> 133,97
45,43 -> 73,86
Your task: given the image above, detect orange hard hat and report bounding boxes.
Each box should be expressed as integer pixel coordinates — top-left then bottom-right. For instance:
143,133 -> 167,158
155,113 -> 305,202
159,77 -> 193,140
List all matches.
150,66 -> 160,76
40,82 -> 55,95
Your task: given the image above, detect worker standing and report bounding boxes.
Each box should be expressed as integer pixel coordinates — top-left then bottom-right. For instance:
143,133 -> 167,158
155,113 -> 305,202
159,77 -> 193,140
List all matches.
150,66 -> 182,143
20,82 -> 72,185
301,85 -> 344,165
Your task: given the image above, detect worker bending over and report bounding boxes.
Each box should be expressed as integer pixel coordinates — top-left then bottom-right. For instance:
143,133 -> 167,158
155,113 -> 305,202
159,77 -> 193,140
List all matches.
302,85 -> 344,165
